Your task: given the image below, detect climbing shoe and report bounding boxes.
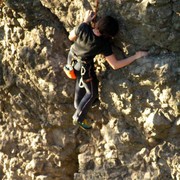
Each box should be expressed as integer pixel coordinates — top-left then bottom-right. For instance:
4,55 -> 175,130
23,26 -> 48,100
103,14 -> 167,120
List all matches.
73,119 -> 92,130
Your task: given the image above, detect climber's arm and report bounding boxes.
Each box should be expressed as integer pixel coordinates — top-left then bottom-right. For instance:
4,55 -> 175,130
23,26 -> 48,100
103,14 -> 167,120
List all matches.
69,10 -> 95,42
68,29 -> 77,41
83,10 -> 96,24
105,51 -> 148,70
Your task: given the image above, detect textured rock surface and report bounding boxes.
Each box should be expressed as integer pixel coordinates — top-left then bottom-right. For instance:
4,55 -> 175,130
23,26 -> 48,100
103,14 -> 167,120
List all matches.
0,0 -> 179,180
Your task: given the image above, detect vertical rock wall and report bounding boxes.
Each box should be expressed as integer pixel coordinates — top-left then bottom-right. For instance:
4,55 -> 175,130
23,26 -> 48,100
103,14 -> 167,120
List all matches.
0,0 -> 180,180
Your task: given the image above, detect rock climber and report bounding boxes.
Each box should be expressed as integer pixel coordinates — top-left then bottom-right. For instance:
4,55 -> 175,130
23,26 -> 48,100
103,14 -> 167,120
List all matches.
65,10 -> 148,130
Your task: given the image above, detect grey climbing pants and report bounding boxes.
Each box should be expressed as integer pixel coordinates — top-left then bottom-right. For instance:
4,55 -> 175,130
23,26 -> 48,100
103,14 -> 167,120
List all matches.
72,62 -> 99,122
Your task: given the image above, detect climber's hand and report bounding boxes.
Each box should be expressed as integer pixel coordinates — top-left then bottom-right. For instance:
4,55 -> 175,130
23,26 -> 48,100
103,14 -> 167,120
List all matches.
84,10 -> 96,24
135,51 -> 148,59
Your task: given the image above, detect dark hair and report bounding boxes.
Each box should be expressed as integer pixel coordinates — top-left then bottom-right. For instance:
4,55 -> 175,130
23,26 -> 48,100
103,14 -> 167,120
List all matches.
95,16 -> 119,38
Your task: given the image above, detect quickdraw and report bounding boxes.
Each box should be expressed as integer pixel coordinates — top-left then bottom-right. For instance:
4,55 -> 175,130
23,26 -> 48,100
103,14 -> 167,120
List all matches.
79,64 -> 93,88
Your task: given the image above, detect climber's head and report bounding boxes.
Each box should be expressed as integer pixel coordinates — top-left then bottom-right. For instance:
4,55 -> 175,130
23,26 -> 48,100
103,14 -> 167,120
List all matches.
95,16 -> 119,38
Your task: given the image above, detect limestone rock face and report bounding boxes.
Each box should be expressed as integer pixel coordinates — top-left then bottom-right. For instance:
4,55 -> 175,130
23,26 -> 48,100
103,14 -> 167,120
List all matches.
0,0 -> 179,180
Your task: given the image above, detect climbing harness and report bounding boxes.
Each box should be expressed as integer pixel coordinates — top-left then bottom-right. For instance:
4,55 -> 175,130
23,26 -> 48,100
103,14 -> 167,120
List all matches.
64,0 -> 99,82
